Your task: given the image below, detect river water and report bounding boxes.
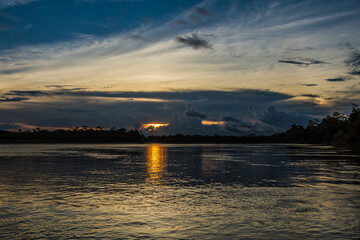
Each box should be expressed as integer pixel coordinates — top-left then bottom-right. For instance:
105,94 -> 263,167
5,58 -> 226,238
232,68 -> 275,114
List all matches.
0,144 -> 359,239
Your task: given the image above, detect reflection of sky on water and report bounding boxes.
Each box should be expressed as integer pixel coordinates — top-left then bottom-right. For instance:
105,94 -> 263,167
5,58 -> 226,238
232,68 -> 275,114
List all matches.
0,144 -> 359,239
201,146 -> 226,176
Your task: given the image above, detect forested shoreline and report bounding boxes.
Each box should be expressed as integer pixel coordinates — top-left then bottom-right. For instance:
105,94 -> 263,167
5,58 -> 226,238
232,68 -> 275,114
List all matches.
0,105 -> 359,151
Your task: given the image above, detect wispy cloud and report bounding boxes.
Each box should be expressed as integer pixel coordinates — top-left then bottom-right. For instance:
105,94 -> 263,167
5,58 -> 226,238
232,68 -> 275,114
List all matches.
344,51 -> 360,76
301,84 -> 317,87
0,0 -> 38,9
0,23 -> 10,30
0,96 -> 28,102
326,77 -> 346,82
194,7 -> 213,17
0,11 -> 21,22
175,34 -> 212,49
302,94 -> 320,98
278,57 -> 327,66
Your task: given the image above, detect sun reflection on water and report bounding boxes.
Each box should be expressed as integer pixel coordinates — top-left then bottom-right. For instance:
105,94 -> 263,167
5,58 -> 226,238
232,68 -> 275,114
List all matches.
146,144 -> 167,181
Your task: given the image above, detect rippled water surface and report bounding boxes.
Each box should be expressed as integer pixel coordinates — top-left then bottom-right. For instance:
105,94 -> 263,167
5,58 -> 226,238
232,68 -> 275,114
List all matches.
0,144 -> 359,239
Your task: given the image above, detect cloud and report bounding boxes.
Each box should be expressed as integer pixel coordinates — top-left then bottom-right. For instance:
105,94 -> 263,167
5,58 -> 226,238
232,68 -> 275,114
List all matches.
2,89 -> 283,100
301,84 -> 317,87
219,106 -> 312,135
185,104 -> 207,119
23,24 -> 32,30
285,47 -> 314,52
175,34 -> 212,49
302,94 -> 319,98
278,57 -> 327,66
326,78 -> 346,82
56,108 -> 98,116
0,23 -> 10,30
0,67 -> 33,74
0,11 -> 21,22
0,0 -> 38,9
344,50 -> 360,76
128,34 -> 148,41
349,70 -> 360,76
0,89 -> 297,133
222,116 -> 240,123
261,106 -> 310,130
5,90 -> 46,96
342,42 -> 355,50
0,96 -> 28,102
174,19 -> 187,26
0,122 -> 22,130
0,88 -> 356,135
194,7 -> 213,17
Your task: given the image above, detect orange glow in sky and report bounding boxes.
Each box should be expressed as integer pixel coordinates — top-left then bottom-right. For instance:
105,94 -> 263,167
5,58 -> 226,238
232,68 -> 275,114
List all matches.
201,120 -> 225,126
143,123 -> 169,130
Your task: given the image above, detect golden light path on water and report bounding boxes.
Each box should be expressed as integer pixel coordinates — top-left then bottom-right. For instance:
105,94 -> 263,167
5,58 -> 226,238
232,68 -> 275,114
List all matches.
146,144 -> 167,181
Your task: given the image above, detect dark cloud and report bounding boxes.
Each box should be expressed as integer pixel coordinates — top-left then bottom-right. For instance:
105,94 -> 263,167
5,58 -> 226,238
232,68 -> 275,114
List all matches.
224,124 -> 249,134
223,117 -> 278,135
278,57 -> 327,66
301,84 -> 317,87
285,47 -> 314,52
185,104 -> 207,119
1,89 -> 294,102
0,96 -> 28,102
220,106 -> 312,135
67,88 -> 86,91
344,49 -> 360,76
56,108 -> 98,116
0,122 -> 22,130
222,116 -> 240,123
45,84 -> 70,88
344,51 -> 360,68
194,7 -> 213,17
326,78 -> 345,82
302,94 -> 319,98
44,85 -> 87,91
1,89 -> 347,135
0,67 -> 32,74
6,88 -> 84,97
349,70 -> 360,76
174,19 -> 187,26
261,106 -> 310,130
341,42 -> 355,50
5,90 -> 45,96
175,34 -> 212,49
189,14 -> 204,25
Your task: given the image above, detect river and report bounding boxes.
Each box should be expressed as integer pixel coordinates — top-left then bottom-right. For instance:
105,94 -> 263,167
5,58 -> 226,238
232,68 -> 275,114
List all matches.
0,144 -> 359,239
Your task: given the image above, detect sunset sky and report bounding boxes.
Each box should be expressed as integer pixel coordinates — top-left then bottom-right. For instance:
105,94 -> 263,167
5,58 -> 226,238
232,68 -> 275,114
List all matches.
0,0 -> 359,135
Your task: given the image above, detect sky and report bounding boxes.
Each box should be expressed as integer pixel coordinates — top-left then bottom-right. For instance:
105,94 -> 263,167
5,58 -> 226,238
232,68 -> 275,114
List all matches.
0,0 -> 359,135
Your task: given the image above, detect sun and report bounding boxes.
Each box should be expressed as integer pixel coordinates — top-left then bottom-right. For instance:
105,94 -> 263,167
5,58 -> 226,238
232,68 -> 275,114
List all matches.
142,123 -> 169,130
201,120 -> 224,126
